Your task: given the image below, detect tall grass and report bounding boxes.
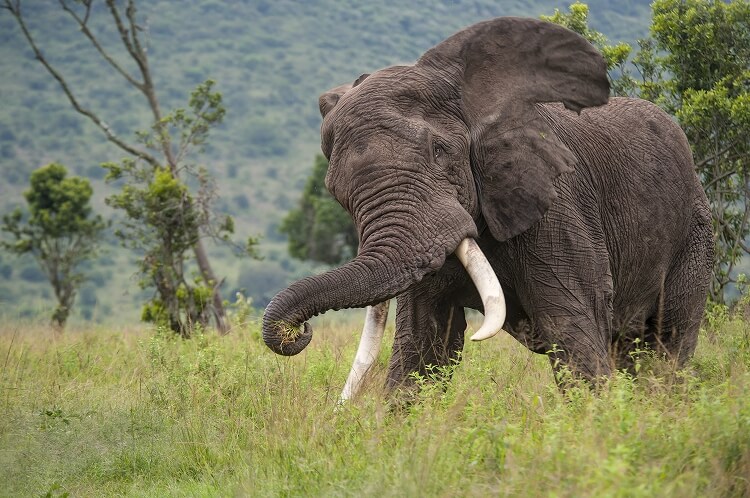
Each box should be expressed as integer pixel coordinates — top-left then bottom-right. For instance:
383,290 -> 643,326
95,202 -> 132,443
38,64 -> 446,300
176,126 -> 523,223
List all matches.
1,308 -> 749,497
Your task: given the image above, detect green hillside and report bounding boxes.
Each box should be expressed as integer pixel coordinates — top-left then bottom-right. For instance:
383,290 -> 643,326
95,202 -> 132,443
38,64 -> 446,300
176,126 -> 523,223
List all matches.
0,0 -> 653,324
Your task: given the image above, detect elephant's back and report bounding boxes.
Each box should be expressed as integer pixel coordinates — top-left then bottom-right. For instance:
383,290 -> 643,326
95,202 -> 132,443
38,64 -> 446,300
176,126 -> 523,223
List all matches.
539,98 -> 704,310
539,98 -> 696,183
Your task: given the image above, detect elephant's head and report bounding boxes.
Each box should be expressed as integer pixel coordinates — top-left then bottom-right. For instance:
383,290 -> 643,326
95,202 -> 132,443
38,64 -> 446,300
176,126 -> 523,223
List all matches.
263,17 -> 609,355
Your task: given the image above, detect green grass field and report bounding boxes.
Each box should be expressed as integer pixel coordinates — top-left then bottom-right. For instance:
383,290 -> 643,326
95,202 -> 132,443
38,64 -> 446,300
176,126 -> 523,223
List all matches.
1,306 -> 749,497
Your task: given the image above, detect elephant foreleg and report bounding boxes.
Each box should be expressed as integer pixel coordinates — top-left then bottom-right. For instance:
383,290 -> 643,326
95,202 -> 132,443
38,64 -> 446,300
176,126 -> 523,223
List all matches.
387,290 -> 467,392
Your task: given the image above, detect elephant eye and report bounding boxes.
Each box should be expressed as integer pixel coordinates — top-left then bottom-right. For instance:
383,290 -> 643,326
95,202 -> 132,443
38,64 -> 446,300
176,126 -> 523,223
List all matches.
433,144 -> 445,160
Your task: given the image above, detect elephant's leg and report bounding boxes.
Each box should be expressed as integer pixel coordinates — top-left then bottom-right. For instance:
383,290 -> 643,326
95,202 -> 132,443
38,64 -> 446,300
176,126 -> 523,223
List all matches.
540,311 -> 613,384
610,311 -> 650,374
386,289 -> 467,392
644,209 -> 713,367
518,252 -> 615,383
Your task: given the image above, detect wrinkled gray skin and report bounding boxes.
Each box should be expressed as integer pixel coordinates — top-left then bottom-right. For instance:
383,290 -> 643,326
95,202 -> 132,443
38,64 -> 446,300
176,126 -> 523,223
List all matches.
263,17 -> 713,387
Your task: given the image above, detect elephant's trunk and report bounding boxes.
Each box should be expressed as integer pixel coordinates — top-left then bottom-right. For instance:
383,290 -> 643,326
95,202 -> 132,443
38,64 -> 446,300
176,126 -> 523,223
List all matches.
262,238 -> 442,356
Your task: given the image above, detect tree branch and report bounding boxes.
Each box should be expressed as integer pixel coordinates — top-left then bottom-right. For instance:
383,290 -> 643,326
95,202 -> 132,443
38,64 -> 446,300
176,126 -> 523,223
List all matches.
105,0 -> 177,170
703,169 -> 740,191
696,138 -> 746,168
716,214 -> 750,257
105,0 -> 138,64
4,0 -> 160,168
58,0 -> 144,90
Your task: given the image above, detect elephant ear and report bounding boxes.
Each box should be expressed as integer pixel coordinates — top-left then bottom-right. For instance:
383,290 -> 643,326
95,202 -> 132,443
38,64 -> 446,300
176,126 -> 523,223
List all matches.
418,17 -> 609,241
319,73 -> 370,118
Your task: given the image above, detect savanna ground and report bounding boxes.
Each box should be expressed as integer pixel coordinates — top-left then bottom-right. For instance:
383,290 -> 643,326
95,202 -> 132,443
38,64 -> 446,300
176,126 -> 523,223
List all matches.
1,303 -> 749,497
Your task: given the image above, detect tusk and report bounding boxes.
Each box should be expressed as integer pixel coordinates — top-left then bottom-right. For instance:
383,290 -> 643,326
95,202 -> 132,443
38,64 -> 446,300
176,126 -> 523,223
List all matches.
339,300 -> 390,402
455,238 -> 506,341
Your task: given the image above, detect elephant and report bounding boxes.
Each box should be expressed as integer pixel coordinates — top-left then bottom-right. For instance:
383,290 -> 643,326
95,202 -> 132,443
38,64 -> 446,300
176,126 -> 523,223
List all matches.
262,17 -> 714,397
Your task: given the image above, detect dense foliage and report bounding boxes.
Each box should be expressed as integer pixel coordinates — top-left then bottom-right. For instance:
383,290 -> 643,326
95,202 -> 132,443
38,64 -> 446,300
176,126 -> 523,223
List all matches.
649,0 -> 750,302
0,163 -> 105,328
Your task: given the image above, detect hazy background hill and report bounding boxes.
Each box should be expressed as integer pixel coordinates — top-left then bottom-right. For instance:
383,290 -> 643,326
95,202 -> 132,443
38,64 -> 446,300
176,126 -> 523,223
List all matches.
0,0 -> 652,324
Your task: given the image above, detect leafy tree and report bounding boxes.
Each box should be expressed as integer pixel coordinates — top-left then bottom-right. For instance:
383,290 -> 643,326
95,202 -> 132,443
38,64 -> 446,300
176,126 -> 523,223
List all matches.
102,80 -> 258,336
280,155 -> 357,265
4,0 -> 256,333
649,0 -> 750,303
1,163 -> 105,328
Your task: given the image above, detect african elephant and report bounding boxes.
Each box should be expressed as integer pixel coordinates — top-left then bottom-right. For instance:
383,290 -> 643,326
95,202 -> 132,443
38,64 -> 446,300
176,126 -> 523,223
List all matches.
262,17 -> 714,395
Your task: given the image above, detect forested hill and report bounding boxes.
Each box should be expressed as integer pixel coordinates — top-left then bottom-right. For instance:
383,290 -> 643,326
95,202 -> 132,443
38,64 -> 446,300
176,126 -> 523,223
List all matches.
0,0 -> 652,323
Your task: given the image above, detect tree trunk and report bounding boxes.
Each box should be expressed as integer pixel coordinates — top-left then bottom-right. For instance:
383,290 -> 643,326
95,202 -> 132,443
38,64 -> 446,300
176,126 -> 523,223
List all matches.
193,239 -> 229,334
